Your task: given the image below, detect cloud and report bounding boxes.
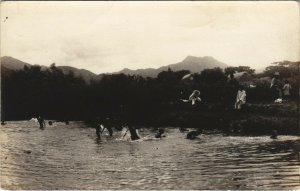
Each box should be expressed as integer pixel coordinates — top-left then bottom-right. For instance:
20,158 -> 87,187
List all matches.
1,1 -> 299,73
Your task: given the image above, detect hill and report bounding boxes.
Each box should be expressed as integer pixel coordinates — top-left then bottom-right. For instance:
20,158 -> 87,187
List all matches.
57,66 -> 101,83
117,56 -> 228,77
1,55 -> 229,81
1,56 -> 31,70
0,56 -> 100,83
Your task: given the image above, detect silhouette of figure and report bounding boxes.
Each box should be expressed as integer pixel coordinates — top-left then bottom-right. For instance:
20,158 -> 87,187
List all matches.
128,126 -> 140,140
227,73 -> 239,104
95,124 -> 101,139
155,128 -> 165,138
227,73 -> 239,87
270,130 -> 278,139
270,72 -> 283,100
37,116 -> 46,129
186,129 -> 202,140
101,117 -> 113,137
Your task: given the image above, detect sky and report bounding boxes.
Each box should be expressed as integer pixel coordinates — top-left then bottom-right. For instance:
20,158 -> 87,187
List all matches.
1,1 -> 299,74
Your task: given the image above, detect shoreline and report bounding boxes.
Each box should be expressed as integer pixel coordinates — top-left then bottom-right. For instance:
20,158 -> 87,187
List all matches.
2,101 -> 299,136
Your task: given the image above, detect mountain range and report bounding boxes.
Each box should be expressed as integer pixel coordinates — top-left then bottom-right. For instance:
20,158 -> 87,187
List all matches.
116,56 -> 228,77
0,56 -> 101,82
1,55 -> 228,82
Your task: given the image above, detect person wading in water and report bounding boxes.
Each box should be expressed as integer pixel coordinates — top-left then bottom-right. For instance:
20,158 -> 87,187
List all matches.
186,129 -> 202,140
123,125 -> 140,140
37,116 -> 46,130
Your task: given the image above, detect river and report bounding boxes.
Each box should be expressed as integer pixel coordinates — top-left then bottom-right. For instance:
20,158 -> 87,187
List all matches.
0,121 -> 299,189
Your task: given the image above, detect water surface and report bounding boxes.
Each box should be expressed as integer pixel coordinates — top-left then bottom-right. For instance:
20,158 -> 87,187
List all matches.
1,121 -> 299,189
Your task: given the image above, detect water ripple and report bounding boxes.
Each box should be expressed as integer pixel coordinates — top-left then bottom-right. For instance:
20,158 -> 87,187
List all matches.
1,121 -> 299,189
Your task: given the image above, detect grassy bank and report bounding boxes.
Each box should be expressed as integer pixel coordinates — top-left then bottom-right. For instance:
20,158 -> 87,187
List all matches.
140,101 -> 300,136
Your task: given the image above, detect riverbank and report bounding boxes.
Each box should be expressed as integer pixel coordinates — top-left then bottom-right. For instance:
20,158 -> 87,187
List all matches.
2,101 -> 299,136
145,101 -> 299,136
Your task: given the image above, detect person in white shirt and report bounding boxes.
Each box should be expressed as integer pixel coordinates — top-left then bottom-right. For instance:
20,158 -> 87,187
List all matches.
282,80 -> 292,101
181,90 -> 201,105
235,86 -> 246,110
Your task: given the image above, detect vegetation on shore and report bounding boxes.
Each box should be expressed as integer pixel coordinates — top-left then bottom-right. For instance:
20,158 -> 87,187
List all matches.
1,61 -> 299,135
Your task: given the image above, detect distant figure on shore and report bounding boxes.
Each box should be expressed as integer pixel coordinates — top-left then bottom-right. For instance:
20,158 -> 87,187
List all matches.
37,116 -> 46,130
235,86 -> 246,110
270,130 -> 278,139
181,90 -> 201,105
270,72 -> 283,100
186,129 -> 202,140
227,73 -> 239,104
155,128 -> 165,138
282,80 -> 292,102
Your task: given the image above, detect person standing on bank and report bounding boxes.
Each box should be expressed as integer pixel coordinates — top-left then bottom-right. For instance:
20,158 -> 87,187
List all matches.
282,80 -> 292,102
235,86 -> 246,110
270,72 -> 283,100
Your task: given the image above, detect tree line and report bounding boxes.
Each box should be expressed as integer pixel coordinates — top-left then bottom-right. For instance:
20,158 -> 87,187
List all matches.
1,61 -> 299,124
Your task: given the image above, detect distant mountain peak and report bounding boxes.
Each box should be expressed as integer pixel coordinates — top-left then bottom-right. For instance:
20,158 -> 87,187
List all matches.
117,55 -> 229,77
182,56 -> 219,64
182,56 -> 216,63
2,55 -> 229,80
119,68 -> 132,72
183,55 -> 199,62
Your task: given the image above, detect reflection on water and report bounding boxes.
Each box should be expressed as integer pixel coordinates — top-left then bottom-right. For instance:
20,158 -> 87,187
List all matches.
1,121 -> 299,189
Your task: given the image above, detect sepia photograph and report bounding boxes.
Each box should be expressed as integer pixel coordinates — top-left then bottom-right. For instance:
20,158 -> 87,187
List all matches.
0,1 -> 300,190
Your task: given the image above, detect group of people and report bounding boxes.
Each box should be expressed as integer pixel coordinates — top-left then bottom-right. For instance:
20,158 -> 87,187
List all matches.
181,74 -> 247,110
95,119 -> 202,141
91,71 -> 291,140
270,72 -> 292,103
182,71 -> 292,110
227,73 -> 247,110
95,120 -> 167,141
32,116 -> 69,130
30,71 -> 290,141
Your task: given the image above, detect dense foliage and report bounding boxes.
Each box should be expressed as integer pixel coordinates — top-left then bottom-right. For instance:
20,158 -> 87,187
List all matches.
1,61 -> 299,126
